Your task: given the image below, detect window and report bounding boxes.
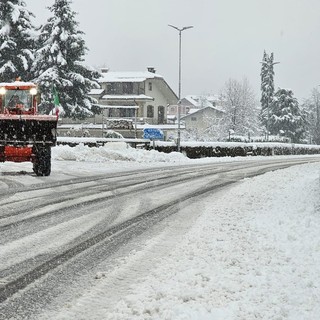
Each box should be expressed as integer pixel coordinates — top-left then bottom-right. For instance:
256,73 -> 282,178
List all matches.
133,82 -> 144,95
106,83 -> 116,94
158,106 -> 165,124
122,82 -> 133,94
109,108 -> 136,118
138,82 -> 145,94
120,108 -> 135,117
107,82 -> 133,94
147,105 -> 154,118
148,82 -> 152,91
191,117 -> 197,121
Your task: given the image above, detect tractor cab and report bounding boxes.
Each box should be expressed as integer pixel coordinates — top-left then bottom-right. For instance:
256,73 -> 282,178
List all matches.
0,82 -> 38,115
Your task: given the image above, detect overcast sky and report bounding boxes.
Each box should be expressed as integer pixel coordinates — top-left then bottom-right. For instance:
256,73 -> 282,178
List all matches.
27,0 -> 320,102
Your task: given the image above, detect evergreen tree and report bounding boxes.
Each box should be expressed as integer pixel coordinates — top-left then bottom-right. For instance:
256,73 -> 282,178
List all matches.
260,51 -> 276,136
270,88 -> 307,143
32,0 -> 100,119
0,0 -> 35,81
260,51 -> 269,113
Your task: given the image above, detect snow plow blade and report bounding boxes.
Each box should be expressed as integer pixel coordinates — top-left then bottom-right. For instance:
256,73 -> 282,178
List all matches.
0,115 -> 57,146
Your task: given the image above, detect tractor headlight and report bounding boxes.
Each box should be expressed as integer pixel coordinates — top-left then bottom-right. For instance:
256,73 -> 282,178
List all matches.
0,87 -> 6,95
30,88 -> 37,95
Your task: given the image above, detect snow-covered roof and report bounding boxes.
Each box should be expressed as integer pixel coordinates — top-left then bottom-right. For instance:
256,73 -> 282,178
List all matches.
0,81 -> 37,88
181,106 -> 225,119
98,71 -> 163,83
101,94 -> 154,101
183,94 -> 222,108
89,89 -> 104,95
96,105 -> 139,109
187,108 -> 199,115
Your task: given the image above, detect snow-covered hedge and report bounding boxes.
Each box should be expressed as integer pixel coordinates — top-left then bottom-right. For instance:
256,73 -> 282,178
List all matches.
56,137 -> 320,159
153,141 -> 320,159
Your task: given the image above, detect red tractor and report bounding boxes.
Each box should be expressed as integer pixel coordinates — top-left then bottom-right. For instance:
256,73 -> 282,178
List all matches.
0,81 -> 58,176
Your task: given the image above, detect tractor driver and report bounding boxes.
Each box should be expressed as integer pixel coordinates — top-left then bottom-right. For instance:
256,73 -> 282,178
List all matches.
7,95 -> 25,110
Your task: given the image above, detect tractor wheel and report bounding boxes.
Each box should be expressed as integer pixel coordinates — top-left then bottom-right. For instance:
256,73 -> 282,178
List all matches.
33,145 -> 51,176
0,146 -> 5,162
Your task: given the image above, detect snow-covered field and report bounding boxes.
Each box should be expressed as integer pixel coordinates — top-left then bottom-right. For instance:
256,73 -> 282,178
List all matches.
2,143 -> 320,319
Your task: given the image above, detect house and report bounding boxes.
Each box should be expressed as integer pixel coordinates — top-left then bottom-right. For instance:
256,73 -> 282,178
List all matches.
181,106 -> 225,135
180,94 -> 222,109
92,67 -> 178,126
167,94 -> 224,123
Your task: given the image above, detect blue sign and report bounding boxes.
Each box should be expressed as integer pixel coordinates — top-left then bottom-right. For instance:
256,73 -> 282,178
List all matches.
143,128 -> 164,140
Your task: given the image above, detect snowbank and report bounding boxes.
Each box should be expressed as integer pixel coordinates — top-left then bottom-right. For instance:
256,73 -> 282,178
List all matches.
52,142 -> 186,163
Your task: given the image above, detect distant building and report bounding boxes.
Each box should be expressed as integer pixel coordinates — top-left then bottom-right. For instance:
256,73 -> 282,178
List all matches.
167,94 -> 224,123
180,94 -> 223,109
91,67 -> 178,126
181,106 -> 225,132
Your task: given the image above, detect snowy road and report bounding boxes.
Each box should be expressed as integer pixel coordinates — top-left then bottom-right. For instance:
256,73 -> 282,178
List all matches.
0,153 -> 320,319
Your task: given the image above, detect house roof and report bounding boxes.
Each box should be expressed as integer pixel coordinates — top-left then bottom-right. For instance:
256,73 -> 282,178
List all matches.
181,106 -> 225,120
182,94 -> 222,109
89,89 -> 105,95
101,94 -> 154,101
98,71 -> 163,83
94,105 -> 139,109
187,108 -> 199,115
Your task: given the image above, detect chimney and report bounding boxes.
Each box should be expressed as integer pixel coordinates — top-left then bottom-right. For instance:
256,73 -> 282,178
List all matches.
101,67 -> 109,73
147,67 -> 156,73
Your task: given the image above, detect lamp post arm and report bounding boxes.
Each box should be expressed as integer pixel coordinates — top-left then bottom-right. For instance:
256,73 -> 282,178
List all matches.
168,24 -> 180,31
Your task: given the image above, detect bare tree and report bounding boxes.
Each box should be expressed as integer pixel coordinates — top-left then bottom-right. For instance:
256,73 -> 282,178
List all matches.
220,77 -> 260,137
302,88 -> 320,144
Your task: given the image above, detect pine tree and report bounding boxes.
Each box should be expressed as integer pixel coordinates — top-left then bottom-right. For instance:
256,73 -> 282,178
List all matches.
260,51 -> 269,113
32,0 -> 100,119
270,88 -> 307,143
260,51 -> 276,136
0,0 -> 35,81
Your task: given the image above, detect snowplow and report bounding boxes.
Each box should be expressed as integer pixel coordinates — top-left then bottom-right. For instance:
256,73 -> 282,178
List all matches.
0,81 -> 58,176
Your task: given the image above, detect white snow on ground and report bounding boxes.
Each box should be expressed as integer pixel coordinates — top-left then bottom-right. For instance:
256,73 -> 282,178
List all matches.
2,143 -> 320,319
53,142 -> 186,164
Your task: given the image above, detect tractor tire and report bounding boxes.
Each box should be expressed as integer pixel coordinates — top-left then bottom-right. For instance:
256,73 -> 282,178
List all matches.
33,145 -> 51,176
0,146 -> 4,162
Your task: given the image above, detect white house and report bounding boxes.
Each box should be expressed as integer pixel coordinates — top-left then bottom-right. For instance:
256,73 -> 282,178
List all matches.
181,106 -> 225,138
167,94 -> 224,123
92,67 -> 178,126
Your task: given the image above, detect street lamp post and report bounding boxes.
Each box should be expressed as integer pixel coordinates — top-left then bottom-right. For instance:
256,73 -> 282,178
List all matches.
168,24 -> 193,152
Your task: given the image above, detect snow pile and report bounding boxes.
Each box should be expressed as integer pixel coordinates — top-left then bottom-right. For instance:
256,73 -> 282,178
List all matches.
52,142 -> 186,163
